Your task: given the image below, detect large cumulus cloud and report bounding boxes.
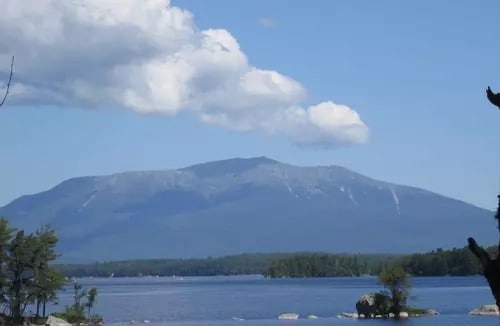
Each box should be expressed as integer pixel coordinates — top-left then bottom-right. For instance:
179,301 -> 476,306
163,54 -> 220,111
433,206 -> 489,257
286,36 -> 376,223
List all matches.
0,0 -> 369,147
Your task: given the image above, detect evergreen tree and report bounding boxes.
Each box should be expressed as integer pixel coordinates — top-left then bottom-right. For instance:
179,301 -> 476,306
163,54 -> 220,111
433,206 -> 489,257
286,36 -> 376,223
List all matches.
0,218 -> 67,322
6,230 -> 38,321
32,225 -> 66,317
0,218 -> 15,305
378,265 -> 411,319
86,288 -> 98,318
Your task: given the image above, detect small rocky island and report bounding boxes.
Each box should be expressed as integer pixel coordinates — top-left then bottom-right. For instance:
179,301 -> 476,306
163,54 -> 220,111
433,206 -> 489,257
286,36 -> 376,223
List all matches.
344,265 -> 438,320
342,293 -> 438,319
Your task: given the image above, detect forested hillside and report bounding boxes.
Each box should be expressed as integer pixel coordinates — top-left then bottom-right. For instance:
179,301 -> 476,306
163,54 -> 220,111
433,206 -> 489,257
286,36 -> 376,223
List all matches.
55,246 -> 490,278
265,247 -> 490,278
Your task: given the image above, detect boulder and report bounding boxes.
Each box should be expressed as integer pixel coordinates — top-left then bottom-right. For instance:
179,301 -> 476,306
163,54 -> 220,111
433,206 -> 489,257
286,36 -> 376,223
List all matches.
414,309 -> 438,316
355,293 -> 391,318
356,294 -> 377,318
46,316 -> 71,326
469,304 -> 499,316
278,313 -> 299,320
342,312 -> 358,318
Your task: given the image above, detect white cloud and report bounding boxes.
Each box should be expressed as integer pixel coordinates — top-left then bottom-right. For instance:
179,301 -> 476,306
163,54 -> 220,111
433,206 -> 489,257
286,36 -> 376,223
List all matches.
0,0 -> 369,147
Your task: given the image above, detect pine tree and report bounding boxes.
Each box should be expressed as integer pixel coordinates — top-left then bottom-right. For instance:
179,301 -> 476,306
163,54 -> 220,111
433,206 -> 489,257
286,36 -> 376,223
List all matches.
378,265 -> 411,318
32,225 -> 66,317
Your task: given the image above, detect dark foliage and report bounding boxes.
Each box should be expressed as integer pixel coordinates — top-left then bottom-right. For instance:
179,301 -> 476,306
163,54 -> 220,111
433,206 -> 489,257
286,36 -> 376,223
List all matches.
486,86 -> 500,109
265,253 -> 399,278
56,253 -> 300,278
467,195 -> 500,309
378,265 -> 411,318
401,246 -> 489,276
53,245 -> 491,279
0,218 -> 66,323
53,283 -> 101,325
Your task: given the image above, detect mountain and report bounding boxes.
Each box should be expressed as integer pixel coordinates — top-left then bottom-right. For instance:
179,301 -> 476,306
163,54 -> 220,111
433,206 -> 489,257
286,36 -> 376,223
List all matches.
0,157 -> 496,262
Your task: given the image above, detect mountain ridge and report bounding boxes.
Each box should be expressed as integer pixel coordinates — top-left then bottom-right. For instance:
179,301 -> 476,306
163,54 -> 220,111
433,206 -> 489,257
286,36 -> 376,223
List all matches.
11,156 -> 480,207
0,156 -> 495,262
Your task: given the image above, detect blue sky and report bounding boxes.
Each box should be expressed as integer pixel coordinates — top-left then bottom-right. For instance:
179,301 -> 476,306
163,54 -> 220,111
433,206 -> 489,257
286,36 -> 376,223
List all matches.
0,0 -> 499,209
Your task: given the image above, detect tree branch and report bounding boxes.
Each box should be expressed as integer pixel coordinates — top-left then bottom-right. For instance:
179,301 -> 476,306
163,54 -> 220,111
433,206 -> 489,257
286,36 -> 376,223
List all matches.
467,237 -> 491,268
496,194 -> 500,253
0,56 -> 14,108
467,195 -> 500,309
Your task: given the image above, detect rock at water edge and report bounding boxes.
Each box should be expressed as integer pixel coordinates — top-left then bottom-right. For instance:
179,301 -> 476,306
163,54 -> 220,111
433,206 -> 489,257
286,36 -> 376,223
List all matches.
278,313 -> 299,320
46,315 -> 72,326
469,304 -> 499,316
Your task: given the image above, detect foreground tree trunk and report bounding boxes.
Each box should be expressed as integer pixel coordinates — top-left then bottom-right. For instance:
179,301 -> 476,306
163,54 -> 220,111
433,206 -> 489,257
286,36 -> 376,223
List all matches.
468,195 -> 500,309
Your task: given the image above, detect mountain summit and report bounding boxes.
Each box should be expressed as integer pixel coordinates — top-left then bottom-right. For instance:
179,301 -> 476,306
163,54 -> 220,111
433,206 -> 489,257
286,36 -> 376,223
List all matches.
0,157 -> 495,262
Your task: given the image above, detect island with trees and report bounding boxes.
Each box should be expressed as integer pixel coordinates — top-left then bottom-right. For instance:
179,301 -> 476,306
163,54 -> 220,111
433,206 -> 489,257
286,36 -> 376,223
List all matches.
349,265 -> 438,319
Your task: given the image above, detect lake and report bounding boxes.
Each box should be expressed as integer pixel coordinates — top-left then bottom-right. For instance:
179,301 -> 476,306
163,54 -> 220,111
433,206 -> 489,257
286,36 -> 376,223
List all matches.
46,275 -> 499,325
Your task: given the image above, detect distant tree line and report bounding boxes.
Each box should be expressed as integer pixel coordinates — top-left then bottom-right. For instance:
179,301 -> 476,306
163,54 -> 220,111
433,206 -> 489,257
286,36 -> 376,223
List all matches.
401,246 -> 494,276
56,253 -> 299,278
265,254 -> 400,278
56,252 -> 399,278
54,246 -> 492,279
266,246 -> 491,278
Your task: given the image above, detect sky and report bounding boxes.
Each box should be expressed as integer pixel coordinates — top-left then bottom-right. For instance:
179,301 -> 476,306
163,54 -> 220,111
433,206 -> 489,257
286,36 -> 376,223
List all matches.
0,0 -> 499,210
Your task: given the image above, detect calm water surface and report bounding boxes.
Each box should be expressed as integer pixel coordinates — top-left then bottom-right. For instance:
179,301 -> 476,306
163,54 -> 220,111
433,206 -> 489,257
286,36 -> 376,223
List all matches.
46,275 -> 500,325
